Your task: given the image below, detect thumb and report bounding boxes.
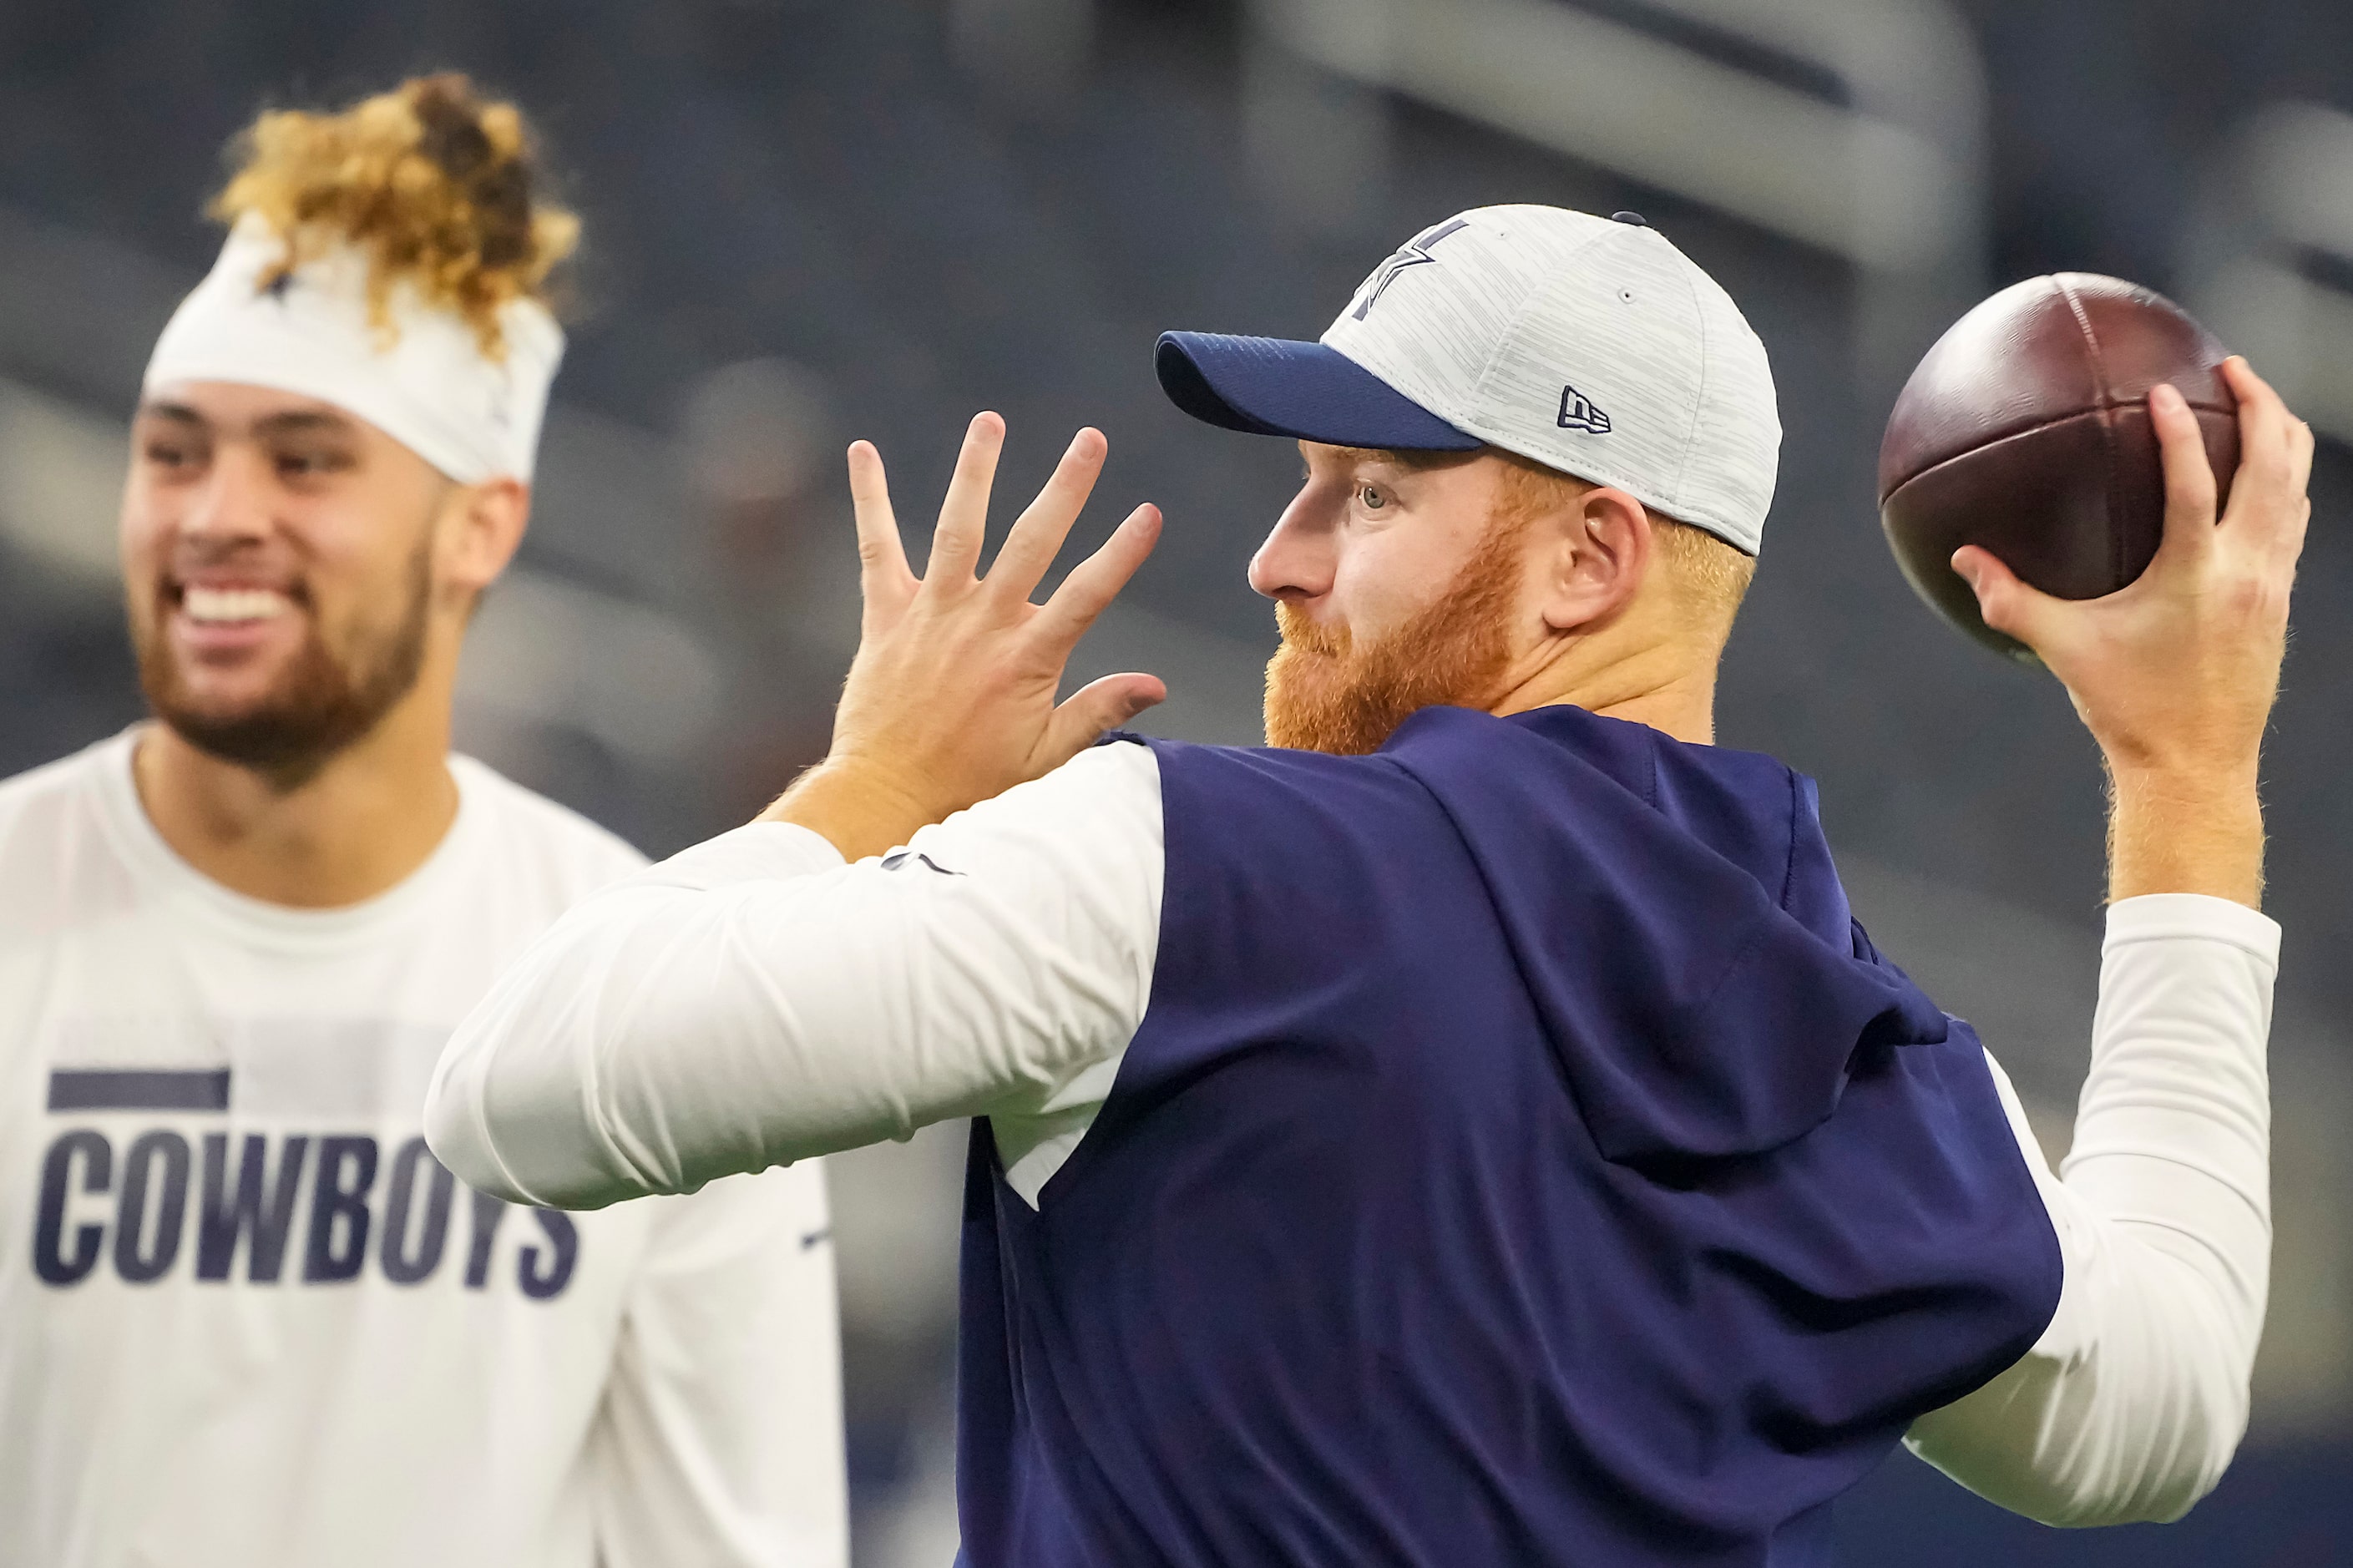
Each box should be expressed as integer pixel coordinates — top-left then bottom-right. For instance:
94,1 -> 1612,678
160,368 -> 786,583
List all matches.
1040,672 -> 1167,769
1951,545 -> 2062,654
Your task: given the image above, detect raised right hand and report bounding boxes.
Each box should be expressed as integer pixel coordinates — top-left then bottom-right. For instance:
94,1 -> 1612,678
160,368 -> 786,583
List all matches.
1952,357 -> 2313,906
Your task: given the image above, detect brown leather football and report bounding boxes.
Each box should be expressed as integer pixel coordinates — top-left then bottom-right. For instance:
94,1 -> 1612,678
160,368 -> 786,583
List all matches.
1878,273 -> 2238,661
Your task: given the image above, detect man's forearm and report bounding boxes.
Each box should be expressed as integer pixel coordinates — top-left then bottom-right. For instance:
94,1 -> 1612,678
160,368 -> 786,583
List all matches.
2108,765 -> 2264,908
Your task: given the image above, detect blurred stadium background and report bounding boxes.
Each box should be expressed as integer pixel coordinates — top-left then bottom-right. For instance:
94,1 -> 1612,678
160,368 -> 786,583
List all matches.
3,1 -> 2350,1561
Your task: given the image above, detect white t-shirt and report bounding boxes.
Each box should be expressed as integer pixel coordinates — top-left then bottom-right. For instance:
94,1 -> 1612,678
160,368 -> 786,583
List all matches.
0,731 -> 849,1568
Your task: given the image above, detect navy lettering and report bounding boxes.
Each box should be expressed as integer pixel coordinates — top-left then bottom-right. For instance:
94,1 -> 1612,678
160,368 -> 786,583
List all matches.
518,1208 -> 579,1300
463,1188 -> 506,1289
37,1127 -> 579,1295
197,1133 -> 309,1283
114,1130 -> 192,1283
380,1137 -> 455,1286
303,1136 -> 377,1282
33,1130 -> 110,1286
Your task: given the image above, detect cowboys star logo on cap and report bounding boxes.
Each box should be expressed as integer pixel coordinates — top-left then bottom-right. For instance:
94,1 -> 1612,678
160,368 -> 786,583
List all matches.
1350,218 -> 1470,321
1152,205 -> 1782,555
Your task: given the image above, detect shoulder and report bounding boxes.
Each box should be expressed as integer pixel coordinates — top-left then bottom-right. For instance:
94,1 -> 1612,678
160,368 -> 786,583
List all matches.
903,739 -> 1166,893
1131,735 -> 1470,929
0,731 -> 125,820
925,738 -> 1165,847
1042,736 -> 1164,801
1141,730 -> 1445,838
0,737 -> 134,925
448,756 -> 650,896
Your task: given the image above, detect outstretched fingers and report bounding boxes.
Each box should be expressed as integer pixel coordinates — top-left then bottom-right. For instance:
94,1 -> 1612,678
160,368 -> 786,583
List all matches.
988,428 -> 1109,603
1034,503 -> 1164,654
848,440 -> 916,626
928,412 -> 1007,585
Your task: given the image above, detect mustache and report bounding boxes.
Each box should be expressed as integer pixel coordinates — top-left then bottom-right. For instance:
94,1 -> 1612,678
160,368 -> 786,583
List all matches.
1273,602 -> 1349,656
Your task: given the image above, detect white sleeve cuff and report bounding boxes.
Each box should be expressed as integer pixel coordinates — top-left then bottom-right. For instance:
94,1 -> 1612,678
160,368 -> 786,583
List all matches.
2104,893 -> 2280,966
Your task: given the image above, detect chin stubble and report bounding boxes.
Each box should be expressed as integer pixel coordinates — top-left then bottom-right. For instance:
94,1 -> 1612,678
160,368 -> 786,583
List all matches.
134,538 -> 434,787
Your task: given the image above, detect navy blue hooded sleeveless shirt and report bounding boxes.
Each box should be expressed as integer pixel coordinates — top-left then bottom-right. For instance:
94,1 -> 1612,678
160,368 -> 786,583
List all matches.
954,705 -> 2062,1566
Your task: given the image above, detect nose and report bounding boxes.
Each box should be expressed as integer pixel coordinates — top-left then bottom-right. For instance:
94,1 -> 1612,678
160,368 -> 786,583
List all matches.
179,445 -> 275,548
1247,480 -> 1338,603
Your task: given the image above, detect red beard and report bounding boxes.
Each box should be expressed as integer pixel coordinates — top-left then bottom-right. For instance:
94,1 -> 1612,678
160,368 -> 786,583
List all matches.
1263,513 -> 1528,756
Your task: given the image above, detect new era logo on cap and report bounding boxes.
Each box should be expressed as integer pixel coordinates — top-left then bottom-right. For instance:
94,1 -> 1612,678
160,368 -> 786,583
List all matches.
1557,385 -> 1611,434
1154,205 -> 1781,554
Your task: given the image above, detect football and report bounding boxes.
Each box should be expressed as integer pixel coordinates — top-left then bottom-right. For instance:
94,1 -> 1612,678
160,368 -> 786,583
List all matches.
1878,273 -> 2239,661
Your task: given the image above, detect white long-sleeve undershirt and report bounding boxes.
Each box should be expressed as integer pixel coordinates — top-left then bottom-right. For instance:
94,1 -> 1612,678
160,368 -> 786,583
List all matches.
424,741 -> 2278,1530
1904,894 -> 2275,1525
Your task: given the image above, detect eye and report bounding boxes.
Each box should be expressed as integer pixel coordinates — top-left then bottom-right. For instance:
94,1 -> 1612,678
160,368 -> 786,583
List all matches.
141,432 -> 210,473
1359,483 -> 1389,512
276,447 -> 353,480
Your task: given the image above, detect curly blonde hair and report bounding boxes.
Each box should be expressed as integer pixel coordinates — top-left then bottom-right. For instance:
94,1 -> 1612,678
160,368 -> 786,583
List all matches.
210,73 -> 577,361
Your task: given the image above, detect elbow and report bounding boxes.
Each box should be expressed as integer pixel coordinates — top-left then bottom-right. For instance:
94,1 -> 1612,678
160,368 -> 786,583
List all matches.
422,1067 -> 642,1212
1981,1449 -> 2239,1531
423,1028 -> 651,1213
2047,1378 -> 2252,1529
2041,1462 -> 2238,1530
2104,1292 -> 2262,1525
422,908 -> 674,1211
2118,1385 -> 2253,1527
422,1044 -> 534,1206
1909,1328 -> 2255,1530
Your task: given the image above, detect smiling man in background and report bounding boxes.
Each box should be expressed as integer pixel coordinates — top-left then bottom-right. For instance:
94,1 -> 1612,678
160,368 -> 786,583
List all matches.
0,74 -> 847,1568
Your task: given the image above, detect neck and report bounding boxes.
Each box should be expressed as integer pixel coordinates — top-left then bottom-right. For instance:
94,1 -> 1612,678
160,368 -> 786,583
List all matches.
131,675 -> 461,908
1489,620 -> 1719,745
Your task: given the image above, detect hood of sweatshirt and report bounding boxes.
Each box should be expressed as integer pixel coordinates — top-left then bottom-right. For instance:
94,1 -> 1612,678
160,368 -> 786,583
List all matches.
1379,702 -> 1950,1166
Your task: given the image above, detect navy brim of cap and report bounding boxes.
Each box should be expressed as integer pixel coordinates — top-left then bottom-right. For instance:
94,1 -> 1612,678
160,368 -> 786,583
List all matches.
1155,331 -> 1481,452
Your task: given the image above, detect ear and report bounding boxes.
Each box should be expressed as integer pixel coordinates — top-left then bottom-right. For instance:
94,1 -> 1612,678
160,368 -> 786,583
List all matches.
1535,485 -> 1653,633
437,476 -> 531,603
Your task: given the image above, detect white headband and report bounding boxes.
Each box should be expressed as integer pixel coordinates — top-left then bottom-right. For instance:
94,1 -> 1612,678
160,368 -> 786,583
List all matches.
142,215 -> 564,483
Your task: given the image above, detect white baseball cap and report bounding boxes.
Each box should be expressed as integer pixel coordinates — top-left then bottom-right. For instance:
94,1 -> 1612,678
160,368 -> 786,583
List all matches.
1156,205 -> 1780,554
